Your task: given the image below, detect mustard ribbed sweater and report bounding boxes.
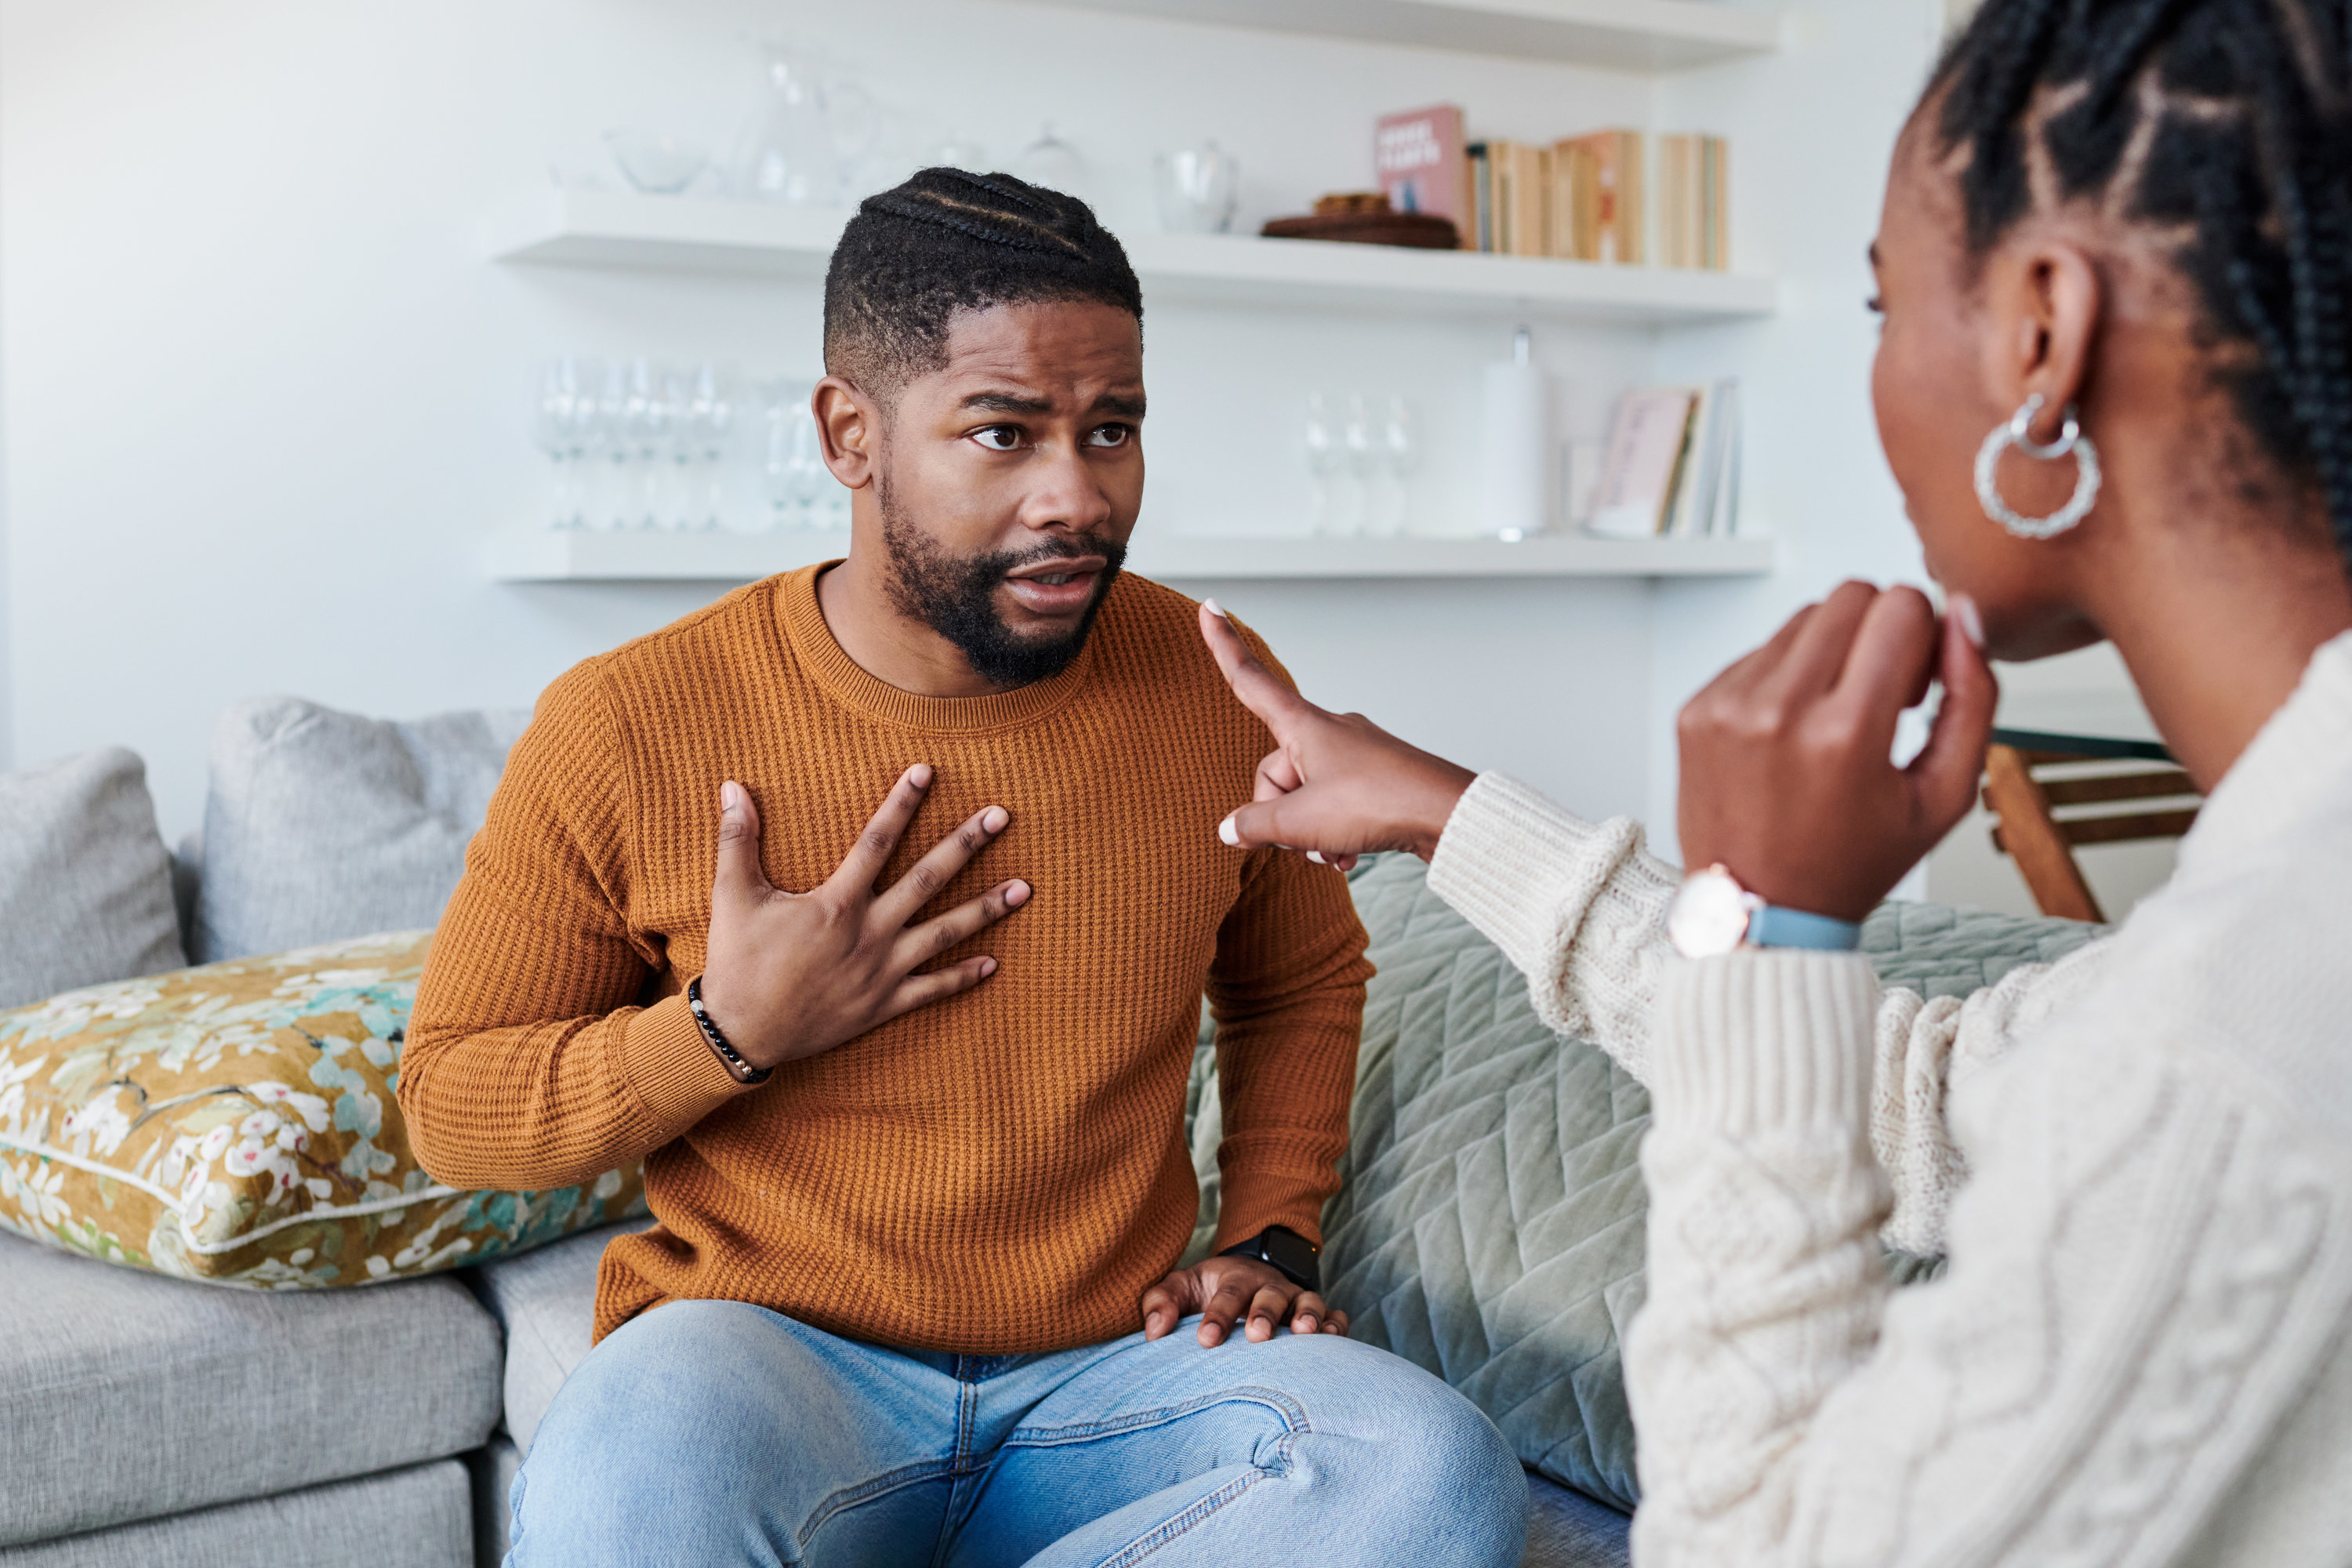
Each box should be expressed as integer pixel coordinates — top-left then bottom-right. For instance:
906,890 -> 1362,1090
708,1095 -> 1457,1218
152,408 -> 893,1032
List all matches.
399,565 -> 1370,1350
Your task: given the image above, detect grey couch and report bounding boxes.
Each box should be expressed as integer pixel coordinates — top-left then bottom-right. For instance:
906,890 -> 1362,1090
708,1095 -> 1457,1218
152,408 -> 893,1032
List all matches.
0,695 -> 1654,1565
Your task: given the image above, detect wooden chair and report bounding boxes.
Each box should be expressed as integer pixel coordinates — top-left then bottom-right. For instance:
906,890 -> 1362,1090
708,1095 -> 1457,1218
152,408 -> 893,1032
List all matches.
1980,736 -> 2201,923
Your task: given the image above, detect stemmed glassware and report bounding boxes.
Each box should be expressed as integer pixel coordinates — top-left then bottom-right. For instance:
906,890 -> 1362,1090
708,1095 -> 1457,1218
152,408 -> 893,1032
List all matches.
1305,393 -> 1346,535
532,358 -> 597,530
1304,390 -> 1421,537
688,365 -> 738,532
761,379 -> 838,531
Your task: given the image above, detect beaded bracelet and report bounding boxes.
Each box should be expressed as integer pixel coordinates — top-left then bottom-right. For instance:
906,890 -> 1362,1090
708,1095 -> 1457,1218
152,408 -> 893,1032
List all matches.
687,976 -> 772,1085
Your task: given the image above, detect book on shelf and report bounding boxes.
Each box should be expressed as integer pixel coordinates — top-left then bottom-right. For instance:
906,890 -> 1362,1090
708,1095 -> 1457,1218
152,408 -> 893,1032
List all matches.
1551,129 -> 1645,264
1487,140 -> 1552,257
1588,379 -> 1743,538
1657,133 -> 1730,270
1374,105 -> 1471,238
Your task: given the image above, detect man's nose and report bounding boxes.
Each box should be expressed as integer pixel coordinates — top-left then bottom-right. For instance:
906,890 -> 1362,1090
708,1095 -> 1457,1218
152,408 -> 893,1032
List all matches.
1021,441 -> 1115,533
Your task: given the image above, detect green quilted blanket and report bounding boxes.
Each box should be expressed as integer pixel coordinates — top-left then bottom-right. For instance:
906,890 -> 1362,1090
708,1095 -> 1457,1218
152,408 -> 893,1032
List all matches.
1186,852 -> 2103,1515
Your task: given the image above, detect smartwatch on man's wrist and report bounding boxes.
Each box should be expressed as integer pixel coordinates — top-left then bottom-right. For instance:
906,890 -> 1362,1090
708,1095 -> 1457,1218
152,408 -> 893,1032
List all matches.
1665,864 -> 1863,957
1220,1225 -> 1320,1292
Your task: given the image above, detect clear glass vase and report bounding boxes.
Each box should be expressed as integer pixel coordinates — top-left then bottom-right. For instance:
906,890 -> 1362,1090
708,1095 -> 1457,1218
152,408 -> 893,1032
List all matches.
728,44 -> 875,207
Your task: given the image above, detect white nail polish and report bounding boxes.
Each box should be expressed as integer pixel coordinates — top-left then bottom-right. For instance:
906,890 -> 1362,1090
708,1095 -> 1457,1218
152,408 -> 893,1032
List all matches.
1218,816 -> 1240,847
1203,597 -> 1230,619
1952,593 -> 1987,652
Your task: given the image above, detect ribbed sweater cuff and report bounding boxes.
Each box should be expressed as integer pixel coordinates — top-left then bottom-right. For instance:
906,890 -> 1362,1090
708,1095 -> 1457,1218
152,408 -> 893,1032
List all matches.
1428,772 -> 1627,977
1653,952 -> 1879,1137
619,990 -> 757,1136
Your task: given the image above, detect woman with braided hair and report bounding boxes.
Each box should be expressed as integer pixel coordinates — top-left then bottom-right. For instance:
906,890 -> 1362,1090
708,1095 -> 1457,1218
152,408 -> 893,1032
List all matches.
1200,0 -> 2352,1559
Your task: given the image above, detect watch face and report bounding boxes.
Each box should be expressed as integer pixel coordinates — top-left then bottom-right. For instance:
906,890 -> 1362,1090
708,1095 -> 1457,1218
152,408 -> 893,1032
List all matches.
1666,869 -> 1754,957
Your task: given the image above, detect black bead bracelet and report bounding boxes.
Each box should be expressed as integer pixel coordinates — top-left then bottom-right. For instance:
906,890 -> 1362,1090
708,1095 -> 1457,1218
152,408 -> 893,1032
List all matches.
688,977 -> 771,1085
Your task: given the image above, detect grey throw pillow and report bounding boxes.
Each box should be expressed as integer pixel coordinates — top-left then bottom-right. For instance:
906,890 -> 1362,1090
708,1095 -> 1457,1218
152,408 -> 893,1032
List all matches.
0,748 -> 186,1008
191,697 -> 532,962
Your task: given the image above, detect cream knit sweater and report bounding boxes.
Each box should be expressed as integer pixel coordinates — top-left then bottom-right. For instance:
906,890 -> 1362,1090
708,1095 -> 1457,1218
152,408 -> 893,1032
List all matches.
1427,633 -> 2352,1565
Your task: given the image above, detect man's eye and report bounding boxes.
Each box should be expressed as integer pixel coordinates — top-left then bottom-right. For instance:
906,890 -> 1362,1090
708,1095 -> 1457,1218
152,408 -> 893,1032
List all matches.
971,426 -> 1022,452
1085,424 -> 1131,448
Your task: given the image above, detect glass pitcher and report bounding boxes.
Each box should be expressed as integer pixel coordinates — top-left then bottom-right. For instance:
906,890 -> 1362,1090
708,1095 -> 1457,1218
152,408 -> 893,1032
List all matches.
728,43 -> 877,206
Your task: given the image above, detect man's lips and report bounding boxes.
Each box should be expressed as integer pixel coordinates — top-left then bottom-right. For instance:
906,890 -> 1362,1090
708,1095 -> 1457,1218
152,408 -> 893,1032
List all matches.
1001,557 -> 1106,616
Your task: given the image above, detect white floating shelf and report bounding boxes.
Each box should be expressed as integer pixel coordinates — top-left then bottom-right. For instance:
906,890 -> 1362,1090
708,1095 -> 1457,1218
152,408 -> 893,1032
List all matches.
487,526 -> 1775,583
1022,0 -> 1781,71
488,190 -> 1776,328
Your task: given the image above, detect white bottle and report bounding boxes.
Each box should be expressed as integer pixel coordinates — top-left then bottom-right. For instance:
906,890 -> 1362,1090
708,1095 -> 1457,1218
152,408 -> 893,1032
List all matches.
1481,327 -> 1552,539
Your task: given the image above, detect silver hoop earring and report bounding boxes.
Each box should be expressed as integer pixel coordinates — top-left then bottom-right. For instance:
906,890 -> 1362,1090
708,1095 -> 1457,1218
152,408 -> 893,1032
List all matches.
1975,393 -> 2101,539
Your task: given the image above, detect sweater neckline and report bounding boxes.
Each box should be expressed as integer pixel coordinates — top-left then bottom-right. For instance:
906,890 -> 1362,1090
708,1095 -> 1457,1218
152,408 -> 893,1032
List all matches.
771,562 -> 1102,734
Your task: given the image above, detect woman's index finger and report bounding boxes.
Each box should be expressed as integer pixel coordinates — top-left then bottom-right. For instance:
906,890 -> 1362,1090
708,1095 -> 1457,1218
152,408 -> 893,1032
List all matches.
1198,601 -> 1316,732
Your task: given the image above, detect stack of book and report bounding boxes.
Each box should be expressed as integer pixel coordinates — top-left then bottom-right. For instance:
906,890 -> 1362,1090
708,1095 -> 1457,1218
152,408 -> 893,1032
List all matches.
1657,135 -> 1730,271
1374,106 -> 1729,270
1585,380 -> 1742,539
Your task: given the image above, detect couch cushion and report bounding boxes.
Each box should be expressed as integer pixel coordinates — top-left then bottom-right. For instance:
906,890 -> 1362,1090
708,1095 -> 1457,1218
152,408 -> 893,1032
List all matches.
192,698 -> 529,963
1312,854 -> 2104,1513
0,1459 -> 473,1568
463,1221 -> 643,1454
0,749 -> 184,1010
0,1229 -> 499,1545
0,1458 -> 474,1568
0,932 -> 645,1286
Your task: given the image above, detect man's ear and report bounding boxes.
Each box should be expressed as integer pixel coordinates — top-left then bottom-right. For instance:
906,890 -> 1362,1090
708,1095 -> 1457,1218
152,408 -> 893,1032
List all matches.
814,376 -> 878,489
1979,237 -> 2102,442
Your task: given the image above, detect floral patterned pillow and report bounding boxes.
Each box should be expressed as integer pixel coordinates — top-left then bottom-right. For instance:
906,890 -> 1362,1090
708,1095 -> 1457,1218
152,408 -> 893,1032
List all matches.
0,931 -> 645,1288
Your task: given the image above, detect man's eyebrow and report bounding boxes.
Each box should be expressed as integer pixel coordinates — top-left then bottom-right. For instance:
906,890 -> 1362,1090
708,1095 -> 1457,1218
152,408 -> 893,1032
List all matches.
958,390 -> 1056,415
1092,392 -> 1147,419
1867,241 -> 1882,269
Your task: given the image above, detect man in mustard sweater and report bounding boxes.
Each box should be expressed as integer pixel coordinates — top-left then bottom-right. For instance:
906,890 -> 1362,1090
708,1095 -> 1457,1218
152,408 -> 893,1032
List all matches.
399,169 -> 1526,1565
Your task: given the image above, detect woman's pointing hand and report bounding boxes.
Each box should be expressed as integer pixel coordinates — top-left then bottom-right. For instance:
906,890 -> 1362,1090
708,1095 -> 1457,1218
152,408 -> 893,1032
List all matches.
1199,600 -> 1476,866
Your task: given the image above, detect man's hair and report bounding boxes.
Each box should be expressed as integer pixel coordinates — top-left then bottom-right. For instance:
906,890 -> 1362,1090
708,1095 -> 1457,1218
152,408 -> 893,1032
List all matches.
1928,0 -> 2352,572
822,168 -> 1143,410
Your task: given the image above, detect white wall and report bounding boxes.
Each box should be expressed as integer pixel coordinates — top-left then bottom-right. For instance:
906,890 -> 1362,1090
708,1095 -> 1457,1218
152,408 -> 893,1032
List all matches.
2,0 -> 1941,869
1642,1 -> 1948,860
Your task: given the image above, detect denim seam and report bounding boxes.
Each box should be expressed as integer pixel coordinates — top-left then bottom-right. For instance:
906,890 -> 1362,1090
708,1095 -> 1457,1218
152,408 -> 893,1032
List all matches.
1093,1465 -> 1269,1568
1002,1385 -> 1312,1450
799,1456 -> 960,1548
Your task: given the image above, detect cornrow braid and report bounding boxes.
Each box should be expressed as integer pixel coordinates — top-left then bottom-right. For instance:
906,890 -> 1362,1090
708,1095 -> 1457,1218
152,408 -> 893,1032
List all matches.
823,168 -> 1142,411
1931,0 -> 2352,575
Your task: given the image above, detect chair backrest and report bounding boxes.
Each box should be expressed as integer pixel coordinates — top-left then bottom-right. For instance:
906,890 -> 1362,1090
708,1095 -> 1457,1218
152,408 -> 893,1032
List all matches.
1981,742 -> 2201,922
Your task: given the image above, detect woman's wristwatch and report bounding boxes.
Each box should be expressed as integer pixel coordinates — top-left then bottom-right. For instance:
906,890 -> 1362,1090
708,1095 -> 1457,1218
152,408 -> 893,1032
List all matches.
1665,864 -> 1863,957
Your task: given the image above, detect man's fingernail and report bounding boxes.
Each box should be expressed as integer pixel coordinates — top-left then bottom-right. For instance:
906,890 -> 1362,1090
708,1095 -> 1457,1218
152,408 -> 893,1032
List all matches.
1218,816 -> 1240,848
720,781 -> 741,810
1203,597 -> 1229,619
982,806 -> 1008,833
1005,880 -> 1030,906
978,957 -> 997,977
1305,849 -> 1326,865
1952,593 -> 1986,652
909,764 -> 934,788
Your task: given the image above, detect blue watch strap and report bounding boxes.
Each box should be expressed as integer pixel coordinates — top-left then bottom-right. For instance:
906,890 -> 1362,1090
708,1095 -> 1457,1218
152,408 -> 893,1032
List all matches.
1747,903 -> 1863,950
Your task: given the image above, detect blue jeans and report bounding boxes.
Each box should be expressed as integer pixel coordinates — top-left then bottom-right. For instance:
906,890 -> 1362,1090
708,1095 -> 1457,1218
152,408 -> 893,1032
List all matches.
508,1301 -> 1528,1566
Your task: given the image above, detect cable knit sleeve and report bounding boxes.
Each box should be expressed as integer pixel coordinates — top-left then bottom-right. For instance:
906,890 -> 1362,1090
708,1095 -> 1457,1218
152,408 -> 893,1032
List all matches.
1425,771 -> 2111,1258
1624,950 -> 2352,1566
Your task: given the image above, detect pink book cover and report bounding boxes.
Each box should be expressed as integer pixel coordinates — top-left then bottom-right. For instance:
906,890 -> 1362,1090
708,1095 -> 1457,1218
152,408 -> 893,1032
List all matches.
1588,387 -> 1699,537
1376,104 -> 1468,230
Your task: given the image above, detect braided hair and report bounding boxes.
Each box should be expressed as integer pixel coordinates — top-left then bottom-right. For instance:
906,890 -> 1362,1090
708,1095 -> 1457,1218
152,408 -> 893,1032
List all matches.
1929,0 -> 2352,574
823,168 -> 1142,409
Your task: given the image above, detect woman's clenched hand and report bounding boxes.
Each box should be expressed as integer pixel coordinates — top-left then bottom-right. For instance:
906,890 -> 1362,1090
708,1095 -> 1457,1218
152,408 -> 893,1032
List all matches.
1676,583 -> 1998,922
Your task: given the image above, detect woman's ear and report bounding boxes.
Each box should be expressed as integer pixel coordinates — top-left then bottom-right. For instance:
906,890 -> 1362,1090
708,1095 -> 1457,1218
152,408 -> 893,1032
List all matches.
814,376 -> 877,489
1980,238 -> 2103,440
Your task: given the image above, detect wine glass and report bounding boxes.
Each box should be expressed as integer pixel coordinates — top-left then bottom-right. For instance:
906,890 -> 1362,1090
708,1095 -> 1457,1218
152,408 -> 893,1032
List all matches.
621,359 -> 673,530
1381,396 -> 1421,537
761,379 -> 826,531
1305,392 -> 1347,535
532,358 -> 589,530
688,364 -> 739,532
1342,394 -> 1380,537
589,360 -> 632,531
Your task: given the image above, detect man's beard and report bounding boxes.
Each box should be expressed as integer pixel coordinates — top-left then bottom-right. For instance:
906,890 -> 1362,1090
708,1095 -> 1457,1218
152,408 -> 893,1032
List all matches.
878,477 -> 1126,689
